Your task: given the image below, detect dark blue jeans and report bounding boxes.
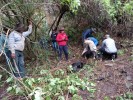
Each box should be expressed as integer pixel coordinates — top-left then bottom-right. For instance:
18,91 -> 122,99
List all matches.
52,42 -> 59,52
7,50 -> 26,78
58,45 -> 68,60
99,48 -> 117,59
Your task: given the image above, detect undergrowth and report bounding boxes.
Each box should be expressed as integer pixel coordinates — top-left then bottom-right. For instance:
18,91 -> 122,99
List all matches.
1,63 -> 96,100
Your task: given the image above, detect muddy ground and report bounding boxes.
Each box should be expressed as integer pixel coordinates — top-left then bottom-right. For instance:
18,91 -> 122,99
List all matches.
53,45 -> 133,100
0,43 -> 133,100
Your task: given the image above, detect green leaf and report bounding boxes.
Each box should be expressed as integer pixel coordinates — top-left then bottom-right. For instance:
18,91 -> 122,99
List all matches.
68,85 -> 78,94
72,94 -> 82,100
45,96 -> 52,100
7,86 -> 13,92
58,96 -> 65,100
40,70 -> 49,75
6,77 -> 13,83
0,75 -> 2,80
15,87 -> 23,94
28,80 -> 33,86
90,82 -> 96,87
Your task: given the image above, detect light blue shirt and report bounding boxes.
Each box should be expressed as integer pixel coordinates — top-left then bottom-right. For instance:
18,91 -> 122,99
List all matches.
102,38 -> 117,53
8,25 -> 32,53
88,37 -> 98,46
0,33 -> 8,53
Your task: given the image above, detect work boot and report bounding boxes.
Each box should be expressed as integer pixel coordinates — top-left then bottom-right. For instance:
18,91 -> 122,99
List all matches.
111,55 -> 116,60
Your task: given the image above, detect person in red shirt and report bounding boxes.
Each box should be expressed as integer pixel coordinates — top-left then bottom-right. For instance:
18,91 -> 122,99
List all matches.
56,27 -> 68,61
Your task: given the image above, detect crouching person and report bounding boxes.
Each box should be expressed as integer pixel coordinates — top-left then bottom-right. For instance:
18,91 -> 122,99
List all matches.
99,34 -> 117,60
82,39 -> 97,59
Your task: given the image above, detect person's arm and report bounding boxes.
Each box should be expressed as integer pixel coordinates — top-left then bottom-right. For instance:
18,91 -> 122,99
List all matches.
101,40 -> 106,48
64,34 -> 68,41
56,34 -> 64,42
83,32 -> 87,40
22,21 -> 32,37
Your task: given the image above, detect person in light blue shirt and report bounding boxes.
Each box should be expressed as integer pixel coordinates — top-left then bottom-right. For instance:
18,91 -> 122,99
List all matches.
88,37 -> 98,46
0,27 -> 11,67
0,28 -> 9,55
99,34 -> 117,60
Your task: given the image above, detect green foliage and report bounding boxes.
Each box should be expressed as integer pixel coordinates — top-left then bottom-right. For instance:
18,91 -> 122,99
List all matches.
128,56 -> 133,61
6,76 -> 13,83
123,1 -> 133,16
0,75 -> 2,80
117,49 -> 125,55
58,96 -> 65,100
7,85 -> 24,95
6,65 -> 96,99
96,0 -> 117,20
66,27 -> 78,41
60,0 -> 80,13
95,0 -> 133,22
104,96 -> 110,100
115,92 -> 133,100
72,94 -> 83,100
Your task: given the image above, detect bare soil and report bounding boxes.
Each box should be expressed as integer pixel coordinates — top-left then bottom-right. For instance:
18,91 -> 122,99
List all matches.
0,43 -> 133,100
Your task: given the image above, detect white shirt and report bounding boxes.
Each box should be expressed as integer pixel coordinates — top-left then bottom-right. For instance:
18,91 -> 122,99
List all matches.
82,40 -> 97,55
102,37 -> 117,53
8,25 -> 32,53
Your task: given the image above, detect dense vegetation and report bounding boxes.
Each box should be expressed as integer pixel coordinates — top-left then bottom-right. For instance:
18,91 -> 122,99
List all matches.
0,0 -> 133,99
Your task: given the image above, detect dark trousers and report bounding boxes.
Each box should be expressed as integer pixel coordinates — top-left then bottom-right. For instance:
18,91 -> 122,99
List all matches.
52,42 -> 59,52
58,45 -> 68,60
82,46 -> 96,59
99,48 -> 117,59
7,50 -> 26,78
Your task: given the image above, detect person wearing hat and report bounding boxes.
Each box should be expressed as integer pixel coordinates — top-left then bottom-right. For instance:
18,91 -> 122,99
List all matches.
51,29 -> 59,52
99,34 -> 117,60
56,27 -> 68,61
8,21 -> 32,78
82,28 -> 96,43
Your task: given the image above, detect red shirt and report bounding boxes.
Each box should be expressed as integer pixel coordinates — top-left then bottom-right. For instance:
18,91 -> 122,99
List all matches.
56,32 -> 68,46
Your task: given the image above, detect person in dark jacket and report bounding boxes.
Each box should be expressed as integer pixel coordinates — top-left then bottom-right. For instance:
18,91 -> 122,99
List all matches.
82,28 -> 96,42
51,29 -> 58,52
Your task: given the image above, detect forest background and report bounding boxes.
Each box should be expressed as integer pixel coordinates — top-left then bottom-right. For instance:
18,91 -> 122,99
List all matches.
0,0 -> 133,100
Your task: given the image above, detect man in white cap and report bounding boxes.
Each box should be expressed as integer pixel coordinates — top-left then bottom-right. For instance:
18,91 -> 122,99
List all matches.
99,34 -> 117,60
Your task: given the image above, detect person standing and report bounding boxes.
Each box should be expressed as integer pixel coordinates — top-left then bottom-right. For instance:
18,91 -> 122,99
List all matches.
0,27 -> 9,55
8,21 -> 32,78
0,27 -> 10,64
99,34 -> 117,60
56,27 -> 68,61
51,29 -> 58,52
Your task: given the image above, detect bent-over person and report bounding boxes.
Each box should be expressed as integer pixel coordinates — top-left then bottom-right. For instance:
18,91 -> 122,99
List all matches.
82,39 -> 97,59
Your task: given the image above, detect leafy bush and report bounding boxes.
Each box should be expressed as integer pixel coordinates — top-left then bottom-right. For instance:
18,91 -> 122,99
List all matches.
5,65 -> 96,99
